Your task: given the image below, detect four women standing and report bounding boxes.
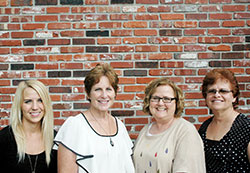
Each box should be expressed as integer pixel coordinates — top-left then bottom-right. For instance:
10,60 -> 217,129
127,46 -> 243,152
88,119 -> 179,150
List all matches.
0,66 -> 249,173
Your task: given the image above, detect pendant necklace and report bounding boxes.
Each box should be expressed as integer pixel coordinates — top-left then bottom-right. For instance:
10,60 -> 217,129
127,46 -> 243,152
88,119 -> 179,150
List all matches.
27,154 -> 38,173
89,110 -> 114,147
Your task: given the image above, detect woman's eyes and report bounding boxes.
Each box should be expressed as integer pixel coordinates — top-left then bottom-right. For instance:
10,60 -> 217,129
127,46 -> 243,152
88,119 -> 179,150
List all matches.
24,99 -> 43,103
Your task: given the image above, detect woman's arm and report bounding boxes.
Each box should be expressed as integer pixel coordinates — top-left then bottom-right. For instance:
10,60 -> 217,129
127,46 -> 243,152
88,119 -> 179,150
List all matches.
58,143 -> 78,173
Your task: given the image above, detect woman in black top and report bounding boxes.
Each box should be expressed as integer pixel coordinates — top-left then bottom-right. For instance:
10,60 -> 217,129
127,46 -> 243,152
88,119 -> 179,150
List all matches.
0,80 -> 57,173
198,69 -> 250,173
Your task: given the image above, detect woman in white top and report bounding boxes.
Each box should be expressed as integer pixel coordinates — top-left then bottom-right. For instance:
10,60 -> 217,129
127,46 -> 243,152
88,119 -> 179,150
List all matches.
54,63 -> 134,173
133,77 -> 206,173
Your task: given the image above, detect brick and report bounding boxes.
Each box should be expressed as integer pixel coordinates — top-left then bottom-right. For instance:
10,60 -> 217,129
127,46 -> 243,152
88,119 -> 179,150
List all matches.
110,14 -> 133,20
62,94 -> 85,101
208,45 -> 231,51
60,63 -> 83,69
53,103 -> 72,109
198,53 -> 220,59
222,36 -> 244,43
39,79 -> 60,86
124,70 -> 147,76
73,71 -> 89,77
174,37 -> 197,44
11,64 -> 34,70
174,21 -> 197,28
123,21 -> 147,28
198,37 -> 221,44
0,95 -> 11,101
86,46 -> 108,53
222,5 -> 245,11
85,14 -> 108,21
11,16 -> 32,22
135,14 -> 159,20
199,5 -> 220,12
184,29 -> 206,35
233,44 -> 250,51
23,39 -> 45,46
71,7 -> 95,13
60,31 -> 84,37
11,0 -> 32,6
125,117 -> 148,124
135,45 -> 158,52
98,6 -> 120,13
74,54 -> 97,61
110,46 -> 134,52
0,0 -> 8,6
60,0 -> 83,5
160,45 -> 183,52
149,69 -> 173,76
234,60 -> 250,67
0,32 -> 9,38
110,62 -> 133,68
48,71 -> 71,77
61,47 -> 84,53
148,6 -> 171,12
222,52 -> 244,59
135,62 -> 158,68
0,48 -> 10,54
99,22 -> 122,28
233,29 -> 250,35
0,16 -> 9,22
35,0 -> 57,5
23,71 -> 47,78
199,21 -> 220,27
209,13 -> 232,20
11,48 -> 34,54
134,29 -> 157,36
47,7 -> 70,13
35,15 -> 58,22
72,38 -> 95,45
160,61 -> 184,68
36,63 -> 58,70
23,23 -> 45,30
48,39 -> 70,45
111,0 -> 134,4
210,0 -> 232,4
160,14 -> 184,20
0,40 -> 21,46
60,15 -> 83,21
119,77 -> 135,84
186,13 -> 207,20
208,29 -> 231,35
86,0 -> 109,5
73,23 -> 97,29
148,53 -> 172,60
111,30 -> 133,36
73,103 -> 90,109
174,69 -> 196,76
150,21 -> 172,28
11,32 -> 33,38
48,23 -> 71,30
222,21 -> 245,27
24,55 -> 47,62
209,61 -> 231,67
234,13 -> 250,19
86,30 -> 109,37
49,55 -> 72,61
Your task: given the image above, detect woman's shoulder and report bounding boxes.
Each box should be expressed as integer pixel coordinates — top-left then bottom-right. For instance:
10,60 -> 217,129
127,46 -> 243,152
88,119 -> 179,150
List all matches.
0,126 -> 12,138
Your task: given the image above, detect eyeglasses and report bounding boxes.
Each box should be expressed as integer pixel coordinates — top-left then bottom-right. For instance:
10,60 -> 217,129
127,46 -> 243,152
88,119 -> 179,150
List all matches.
150,96 -> 176,103
207,89 -> 232,95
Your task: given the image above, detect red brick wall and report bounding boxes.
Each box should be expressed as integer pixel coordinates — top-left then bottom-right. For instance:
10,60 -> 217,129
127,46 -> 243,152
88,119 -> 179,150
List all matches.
0,0 -> 249,139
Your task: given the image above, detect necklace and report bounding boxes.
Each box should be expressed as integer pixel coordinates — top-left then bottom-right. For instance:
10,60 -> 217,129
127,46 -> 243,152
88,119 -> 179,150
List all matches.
89,110 -> 114,147
27,154 -> 38,173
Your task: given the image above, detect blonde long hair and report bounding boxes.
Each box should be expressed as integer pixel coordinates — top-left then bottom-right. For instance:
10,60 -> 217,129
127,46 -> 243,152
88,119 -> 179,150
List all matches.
10,80 -> 54,165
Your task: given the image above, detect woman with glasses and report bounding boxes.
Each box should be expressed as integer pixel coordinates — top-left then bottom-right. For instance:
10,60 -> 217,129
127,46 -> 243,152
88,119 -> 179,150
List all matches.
133,77 -> 206,173
198,69 -> 250,172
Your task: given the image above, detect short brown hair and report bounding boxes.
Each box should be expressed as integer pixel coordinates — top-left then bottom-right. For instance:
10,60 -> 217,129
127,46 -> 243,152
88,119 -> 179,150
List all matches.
143,77 -> 184,117
84,63 -> 119,99
202,69 -> 240,109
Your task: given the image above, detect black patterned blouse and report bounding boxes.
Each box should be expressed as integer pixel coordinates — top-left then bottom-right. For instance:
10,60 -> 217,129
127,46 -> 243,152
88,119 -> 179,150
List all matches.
198,113 -> 250,173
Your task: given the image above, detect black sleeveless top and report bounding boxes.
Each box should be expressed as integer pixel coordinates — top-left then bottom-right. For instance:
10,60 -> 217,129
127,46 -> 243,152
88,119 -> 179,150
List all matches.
0,126 -> 57,173
198,113 -> 250,173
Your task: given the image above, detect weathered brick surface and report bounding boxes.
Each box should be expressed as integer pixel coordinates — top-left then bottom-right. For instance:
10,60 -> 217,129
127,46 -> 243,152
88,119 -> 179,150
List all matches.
0,0 -> 249,139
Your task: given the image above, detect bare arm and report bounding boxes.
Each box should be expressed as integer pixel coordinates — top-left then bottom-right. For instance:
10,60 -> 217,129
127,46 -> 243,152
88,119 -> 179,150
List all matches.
248,142 -> 250,163
58,143 -> 78,173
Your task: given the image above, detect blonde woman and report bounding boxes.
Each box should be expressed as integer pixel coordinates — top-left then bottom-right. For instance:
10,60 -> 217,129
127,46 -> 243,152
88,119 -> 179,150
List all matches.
0,80 -> 57,173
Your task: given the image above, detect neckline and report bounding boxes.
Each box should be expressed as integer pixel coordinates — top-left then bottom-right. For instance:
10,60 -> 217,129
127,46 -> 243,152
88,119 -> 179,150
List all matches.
147,117 -> 179,136
204,113 -> 241,142
81,112 -> 118,137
